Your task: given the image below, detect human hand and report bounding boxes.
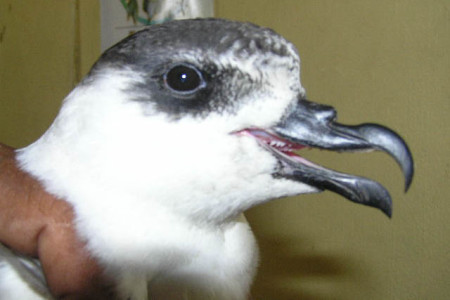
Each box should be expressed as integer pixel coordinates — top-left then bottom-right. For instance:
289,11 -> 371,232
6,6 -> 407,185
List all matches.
0,143 -> 114,299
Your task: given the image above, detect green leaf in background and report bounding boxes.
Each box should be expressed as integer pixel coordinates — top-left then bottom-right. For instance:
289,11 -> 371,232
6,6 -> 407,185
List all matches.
142,0 -> 150,19
126,0 -> 138,23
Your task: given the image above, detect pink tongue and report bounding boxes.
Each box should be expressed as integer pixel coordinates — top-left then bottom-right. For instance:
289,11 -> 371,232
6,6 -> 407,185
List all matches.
235,128 -> 306,151
234,128 -> 323,169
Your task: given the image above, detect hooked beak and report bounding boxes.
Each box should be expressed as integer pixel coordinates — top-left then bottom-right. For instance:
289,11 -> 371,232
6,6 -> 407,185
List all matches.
243,98 -> 414,217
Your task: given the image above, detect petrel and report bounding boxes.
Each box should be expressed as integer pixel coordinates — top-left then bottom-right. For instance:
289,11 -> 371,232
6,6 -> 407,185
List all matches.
0,19 -> 413,299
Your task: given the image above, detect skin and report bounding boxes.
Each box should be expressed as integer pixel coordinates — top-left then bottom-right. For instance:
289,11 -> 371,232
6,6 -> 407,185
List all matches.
0,143 -> 114,299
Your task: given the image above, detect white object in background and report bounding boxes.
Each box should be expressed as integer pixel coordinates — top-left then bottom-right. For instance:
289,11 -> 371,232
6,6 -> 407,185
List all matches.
150,0 -> 214,21
100,0 -> 214,51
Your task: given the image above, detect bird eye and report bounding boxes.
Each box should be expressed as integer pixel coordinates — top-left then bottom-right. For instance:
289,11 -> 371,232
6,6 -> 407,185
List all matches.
164,64 -> 204,93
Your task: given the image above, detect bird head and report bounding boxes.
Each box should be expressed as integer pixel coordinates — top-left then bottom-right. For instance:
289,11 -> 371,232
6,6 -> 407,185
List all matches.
19,19 -> 413,224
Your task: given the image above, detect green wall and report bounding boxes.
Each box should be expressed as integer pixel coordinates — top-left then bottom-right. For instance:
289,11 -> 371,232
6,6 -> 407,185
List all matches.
0,1 -> 448,299
0,0 -> 99,147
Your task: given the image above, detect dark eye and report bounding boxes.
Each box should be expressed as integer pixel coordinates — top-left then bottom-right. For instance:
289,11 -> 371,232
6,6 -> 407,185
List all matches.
164,64 -> 204,93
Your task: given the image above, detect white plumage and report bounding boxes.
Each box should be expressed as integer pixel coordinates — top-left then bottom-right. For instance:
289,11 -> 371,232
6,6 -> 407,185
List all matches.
12,19 -> 313,299
1,18 -> 413,299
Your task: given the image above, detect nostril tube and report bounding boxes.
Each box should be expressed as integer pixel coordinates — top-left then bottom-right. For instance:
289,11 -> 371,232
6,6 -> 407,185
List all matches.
298,99 -> 337,122
317,106 -> 337,122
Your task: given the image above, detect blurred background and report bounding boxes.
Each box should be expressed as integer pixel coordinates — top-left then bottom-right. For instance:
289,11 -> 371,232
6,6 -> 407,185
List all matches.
0,1 -> 448,299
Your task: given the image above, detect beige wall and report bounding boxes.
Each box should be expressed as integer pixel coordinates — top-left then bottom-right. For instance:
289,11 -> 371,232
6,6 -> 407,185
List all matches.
216,1 -> 449,299
0,1 -> 448,299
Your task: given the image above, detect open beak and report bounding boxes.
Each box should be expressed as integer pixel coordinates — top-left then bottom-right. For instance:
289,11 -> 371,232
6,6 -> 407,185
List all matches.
241,98 -> 414,217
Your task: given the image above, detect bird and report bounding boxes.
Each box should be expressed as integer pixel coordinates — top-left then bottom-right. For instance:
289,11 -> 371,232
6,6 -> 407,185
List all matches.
0,18 -> 413,299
